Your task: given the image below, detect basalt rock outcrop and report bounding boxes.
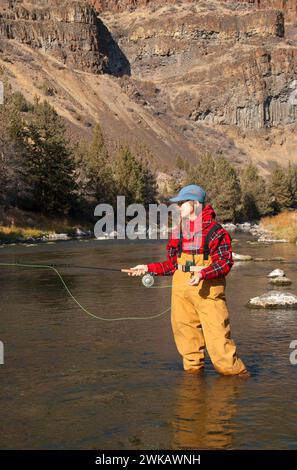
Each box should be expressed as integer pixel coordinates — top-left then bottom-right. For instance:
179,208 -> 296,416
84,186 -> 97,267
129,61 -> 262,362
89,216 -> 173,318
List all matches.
0,0 -> 115,74
100,3 -> 297,131
222,0 -> 297,23
90,0 -> 297,23
1,0 -> 297,171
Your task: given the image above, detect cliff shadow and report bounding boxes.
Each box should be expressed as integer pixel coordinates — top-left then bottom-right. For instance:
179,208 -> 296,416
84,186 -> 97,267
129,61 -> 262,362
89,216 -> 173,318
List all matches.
98,20 -> 131,77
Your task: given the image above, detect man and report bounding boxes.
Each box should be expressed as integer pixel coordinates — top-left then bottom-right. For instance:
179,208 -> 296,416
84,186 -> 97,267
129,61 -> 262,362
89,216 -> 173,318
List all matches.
129,184 -> 249,377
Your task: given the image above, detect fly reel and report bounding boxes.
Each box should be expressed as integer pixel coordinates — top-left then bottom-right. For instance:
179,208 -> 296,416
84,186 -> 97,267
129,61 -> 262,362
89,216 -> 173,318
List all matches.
142,273 -> 155,288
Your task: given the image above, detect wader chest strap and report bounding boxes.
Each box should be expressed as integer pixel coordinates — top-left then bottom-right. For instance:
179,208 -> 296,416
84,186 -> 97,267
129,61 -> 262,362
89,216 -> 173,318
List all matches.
178,222 -> 223,260
203,222 -> 222,260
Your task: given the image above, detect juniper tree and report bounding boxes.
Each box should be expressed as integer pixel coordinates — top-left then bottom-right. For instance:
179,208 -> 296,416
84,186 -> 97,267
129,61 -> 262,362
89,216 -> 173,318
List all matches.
287,162 -> 297,209
214,154 -> 241,222
0,83 -> 28,207
115,144 -> 157,207
186,153 -> 216,202
80,124 -> 116,206
268,165 -> 293,214
23,99 -> 76,216
240,163 -> 270,220
186,153 -> 241,222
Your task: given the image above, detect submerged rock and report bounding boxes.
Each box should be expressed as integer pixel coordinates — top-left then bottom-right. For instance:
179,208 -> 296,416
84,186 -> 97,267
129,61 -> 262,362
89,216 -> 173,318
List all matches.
268,257 -> 286,262
268,269 -> 285,278
258,236 -> 288,243
46,233 -> 69,241
233,253 -> 253,261
247,291 -> 297,309
269,277 -> 292,286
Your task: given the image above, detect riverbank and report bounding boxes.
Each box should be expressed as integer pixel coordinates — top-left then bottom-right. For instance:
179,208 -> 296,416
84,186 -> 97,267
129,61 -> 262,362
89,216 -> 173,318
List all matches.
0,207 -> 92,244
224,210 -> 297,244
260,211 -> 297,243
1,207 -> 297,245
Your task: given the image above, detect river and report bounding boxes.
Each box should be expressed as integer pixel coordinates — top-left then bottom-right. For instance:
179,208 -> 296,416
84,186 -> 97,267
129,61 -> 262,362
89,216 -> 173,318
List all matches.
0,234 -> 297,449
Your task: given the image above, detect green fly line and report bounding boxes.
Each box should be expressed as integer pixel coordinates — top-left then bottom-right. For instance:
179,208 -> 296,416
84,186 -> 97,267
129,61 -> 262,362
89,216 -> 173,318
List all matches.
0,262 -> 189,322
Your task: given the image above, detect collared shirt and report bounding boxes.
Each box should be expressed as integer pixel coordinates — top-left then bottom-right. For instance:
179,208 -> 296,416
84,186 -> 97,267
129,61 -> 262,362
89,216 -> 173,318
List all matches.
147,204 -> 234,280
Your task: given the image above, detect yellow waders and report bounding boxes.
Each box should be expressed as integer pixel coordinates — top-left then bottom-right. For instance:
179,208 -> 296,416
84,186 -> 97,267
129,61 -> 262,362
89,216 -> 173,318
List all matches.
171,252 -> 247,375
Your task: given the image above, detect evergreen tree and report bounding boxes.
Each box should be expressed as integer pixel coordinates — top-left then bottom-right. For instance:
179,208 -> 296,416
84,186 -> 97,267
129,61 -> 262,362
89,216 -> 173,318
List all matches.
186,153 -> 216,202
115,144 -> 157,207
79,124 -> 116,206
0,83 -> 28,207
137,158 -> 158,207
23,99 -> 76,216
268,165 -> 293,214
186,153 -> 240,221
214,154 -> 241,222
287,162 -> 297,209
241,163 -> 270,219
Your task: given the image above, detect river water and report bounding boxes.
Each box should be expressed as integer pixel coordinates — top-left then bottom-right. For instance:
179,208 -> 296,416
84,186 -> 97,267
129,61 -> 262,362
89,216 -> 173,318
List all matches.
0,234 -> 297,450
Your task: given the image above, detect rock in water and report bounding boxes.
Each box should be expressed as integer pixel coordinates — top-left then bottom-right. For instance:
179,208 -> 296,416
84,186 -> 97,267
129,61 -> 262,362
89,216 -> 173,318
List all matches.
247,291 -> 297,309
268,269 -> 285,278
269,277 -> 292,286
233,253 -> 253,261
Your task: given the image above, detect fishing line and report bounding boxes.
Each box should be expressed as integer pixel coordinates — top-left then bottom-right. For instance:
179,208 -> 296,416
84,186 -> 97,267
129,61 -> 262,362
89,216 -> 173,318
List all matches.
1,261 -> 175,288
0,262 -> 188,321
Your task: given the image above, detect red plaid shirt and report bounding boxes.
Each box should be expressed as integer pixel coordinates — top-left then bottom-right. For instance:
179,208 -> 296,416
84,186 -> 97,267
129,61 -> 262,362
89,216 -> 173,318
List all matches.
147,204 -> 234,280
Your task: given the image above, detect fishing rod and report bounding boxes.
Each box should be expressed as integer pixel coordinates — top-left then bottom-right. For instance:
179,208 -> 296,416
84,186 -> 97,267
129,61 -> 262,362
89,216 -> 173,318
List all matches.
26,262 -> 129,273
0,261 -> 176,321
3,261 -> 156,287
53,263 -> 156,288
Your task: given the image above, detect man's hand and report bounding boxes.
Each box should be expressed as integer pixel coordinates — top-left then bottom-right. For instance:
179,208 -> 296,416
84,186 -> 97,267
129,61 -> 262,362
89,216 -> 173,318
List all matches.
188,272 -> 202,286
128,265 -> 149,276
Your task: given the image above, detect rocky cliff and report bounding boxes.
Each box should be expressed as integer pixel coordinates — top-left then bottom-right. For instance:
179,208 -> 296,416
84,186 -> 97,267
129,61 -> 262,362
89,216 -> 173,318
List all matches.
1,0 -> 297,173
0,0 -> 111,73
222,1 -> 297,23
90,0 -> 297,23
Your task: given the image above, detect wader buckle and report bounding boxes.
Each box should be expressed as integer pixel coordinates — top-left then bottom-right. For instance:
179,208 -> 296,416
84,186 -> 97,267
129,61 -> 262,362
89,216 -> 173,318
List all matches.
178,260 -> 195,272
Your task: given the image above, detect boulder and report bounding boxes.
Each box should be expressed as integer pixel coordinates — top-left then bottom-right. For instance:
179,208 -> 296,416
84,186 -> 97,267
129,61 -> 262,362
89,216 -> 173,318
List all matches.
47,233 -> 69,241
269,277 -> 292,286
268,269 -> 285,278
223,223 -> 237,232
247,291 -> 297,309
75,228 -> 87,237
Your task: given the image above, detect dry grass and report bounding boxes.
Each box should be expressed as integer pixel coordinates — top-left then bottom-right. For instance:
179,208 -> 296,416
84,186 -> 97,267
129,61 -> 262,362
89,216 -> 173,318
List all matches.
0,207 -> 92,242
0,226 -> 46,242
261,210 -> 297,243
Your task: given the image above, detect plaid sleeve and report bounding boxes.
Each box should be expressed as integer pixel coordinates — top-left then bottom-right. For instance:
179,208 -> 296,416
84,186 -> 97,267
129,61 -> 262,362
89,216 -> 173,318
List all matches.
147,236 -> 180,276
199,228 -> 234,280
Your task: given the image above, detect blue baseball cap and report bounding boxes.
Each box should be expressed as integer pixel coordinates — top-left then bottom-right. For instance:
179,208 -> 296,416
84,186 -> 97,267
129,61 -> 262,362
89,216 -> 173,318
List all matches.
169,184 -> 206,203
